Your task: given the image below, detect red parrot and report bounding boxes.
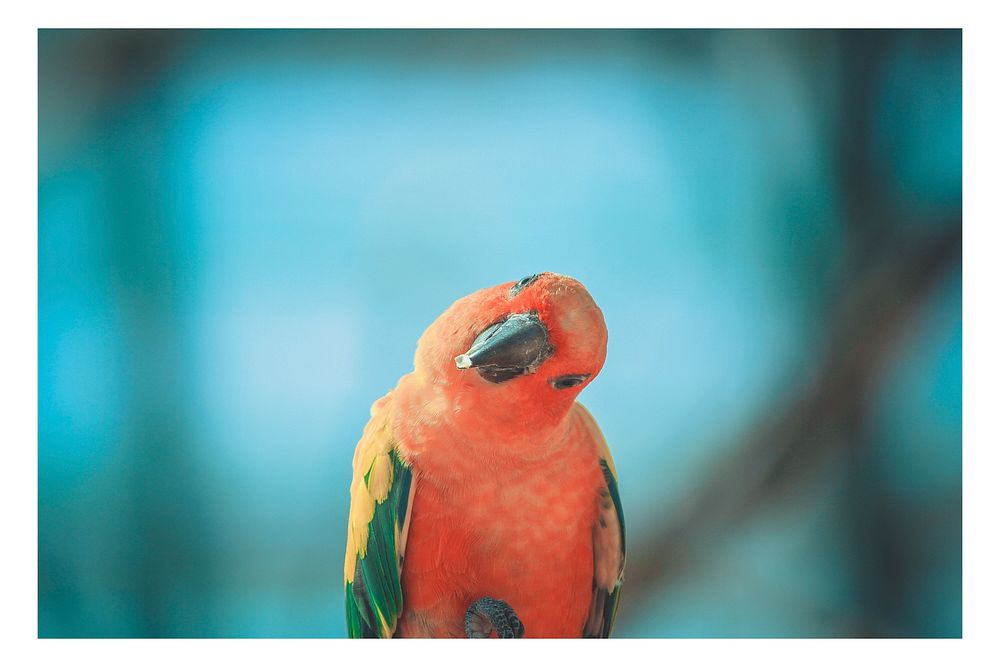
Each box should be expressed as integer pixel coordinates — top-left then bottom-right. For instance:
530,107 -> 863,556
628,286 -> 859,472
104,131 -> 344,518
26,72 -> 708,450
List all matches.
344,272 -> 624,638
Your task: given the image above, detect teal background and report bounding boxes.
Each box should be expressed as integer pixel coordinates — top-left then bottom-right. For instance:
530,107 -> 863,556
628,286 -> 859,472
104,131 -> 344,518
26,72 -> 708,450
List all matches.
38,29 -> 961,637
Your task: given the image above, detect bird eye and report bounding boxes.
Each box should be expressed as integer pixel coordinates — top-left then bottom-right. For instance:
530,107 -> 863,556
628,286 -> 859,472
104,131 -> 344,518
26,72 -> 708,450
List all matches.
550,374 -> 590,390
509,274 -> 540,297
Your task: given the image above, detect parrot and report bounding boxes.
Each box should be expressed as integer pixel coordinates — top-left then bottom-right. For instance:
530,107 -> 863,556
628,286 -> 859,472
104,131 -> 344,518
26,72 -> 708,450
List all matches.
343,272 -> 625,638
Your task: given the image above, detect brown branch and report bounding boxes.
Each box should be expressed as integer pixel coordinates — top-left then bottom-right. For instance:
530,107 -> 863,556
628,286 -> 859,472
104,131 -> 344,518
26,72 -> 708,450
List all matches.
618,222 -> 961,623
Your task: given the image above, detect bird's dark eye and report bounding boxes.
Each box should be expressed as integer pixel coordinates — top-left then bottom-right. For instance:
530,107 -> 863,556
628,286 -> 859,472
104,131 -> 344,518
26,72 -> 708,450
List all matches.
509,274 -> 540,297
550,374 -> 590,390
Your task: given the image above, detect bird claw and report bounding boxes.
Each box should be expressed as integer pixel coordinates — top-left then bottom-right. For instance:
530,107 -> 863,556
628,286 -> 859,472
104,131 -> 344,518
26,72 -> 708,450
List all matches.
464,596 -> 525,638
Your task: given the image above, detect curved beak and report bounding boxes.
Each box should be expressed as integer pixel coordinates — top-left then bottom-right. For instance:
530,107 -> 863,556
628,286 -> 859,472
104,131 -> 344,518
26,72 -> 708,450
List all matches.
454,312 -> 553,384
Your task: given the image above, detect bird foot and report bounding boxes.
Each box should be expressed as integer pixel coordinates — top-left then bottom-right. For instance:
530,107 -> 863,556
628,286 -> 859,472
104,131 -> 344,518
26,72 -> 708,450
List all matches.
464,596 -> 525,638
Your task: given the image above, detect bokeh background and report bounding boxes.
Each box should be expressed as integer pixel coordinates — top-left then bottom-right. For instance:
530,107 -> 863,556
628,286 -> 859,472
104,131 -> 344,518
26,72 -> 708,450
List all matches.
38,29 -> 961,638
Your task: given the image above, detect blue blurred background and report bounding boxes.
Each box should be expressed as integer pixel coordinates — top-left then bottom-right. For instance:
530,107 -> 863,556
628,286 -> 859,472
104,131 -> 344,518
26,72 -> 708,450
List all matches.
38,29 -> 961,637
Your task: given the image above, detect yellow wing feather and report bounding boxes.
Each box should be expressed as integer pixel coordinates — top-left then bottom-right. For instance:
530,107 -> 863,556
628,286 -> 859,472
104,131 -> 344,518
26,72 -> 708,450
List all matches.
344,392 -> 396,583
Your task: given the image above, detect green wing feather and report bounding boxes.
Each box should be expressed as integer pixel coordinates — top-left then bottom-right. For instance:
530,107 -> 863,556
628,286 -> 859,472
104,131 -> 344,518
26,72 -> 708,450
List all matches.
345,450 -> 413,638
344,395 -> 415,638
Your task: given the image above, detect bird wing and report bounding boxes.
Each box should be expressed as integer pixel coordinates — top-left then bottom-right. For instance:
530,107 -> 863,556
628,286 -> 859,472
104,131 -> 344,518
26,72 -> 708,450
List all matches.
575,403 -> 626,638
344,392 -> 416,638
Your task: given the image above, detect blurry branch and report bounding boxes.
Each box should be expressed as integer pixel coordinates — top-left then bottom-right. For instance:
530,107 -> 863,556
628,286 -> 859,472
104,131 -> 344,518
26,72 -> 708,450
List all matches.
618,222 -> 961,621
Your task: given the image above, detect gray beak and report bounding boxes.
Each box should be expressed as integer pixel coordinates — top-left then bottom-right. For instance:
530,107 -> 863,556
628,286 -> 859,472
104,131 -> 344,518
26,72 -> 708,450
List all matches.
454,312 -> 553,384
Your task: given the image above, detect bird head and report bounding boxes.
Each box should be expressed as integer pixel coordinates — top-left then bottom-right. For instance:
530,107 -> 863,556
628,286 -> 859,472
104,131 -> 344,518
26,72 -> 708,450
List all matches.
412,272 -> 607,438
